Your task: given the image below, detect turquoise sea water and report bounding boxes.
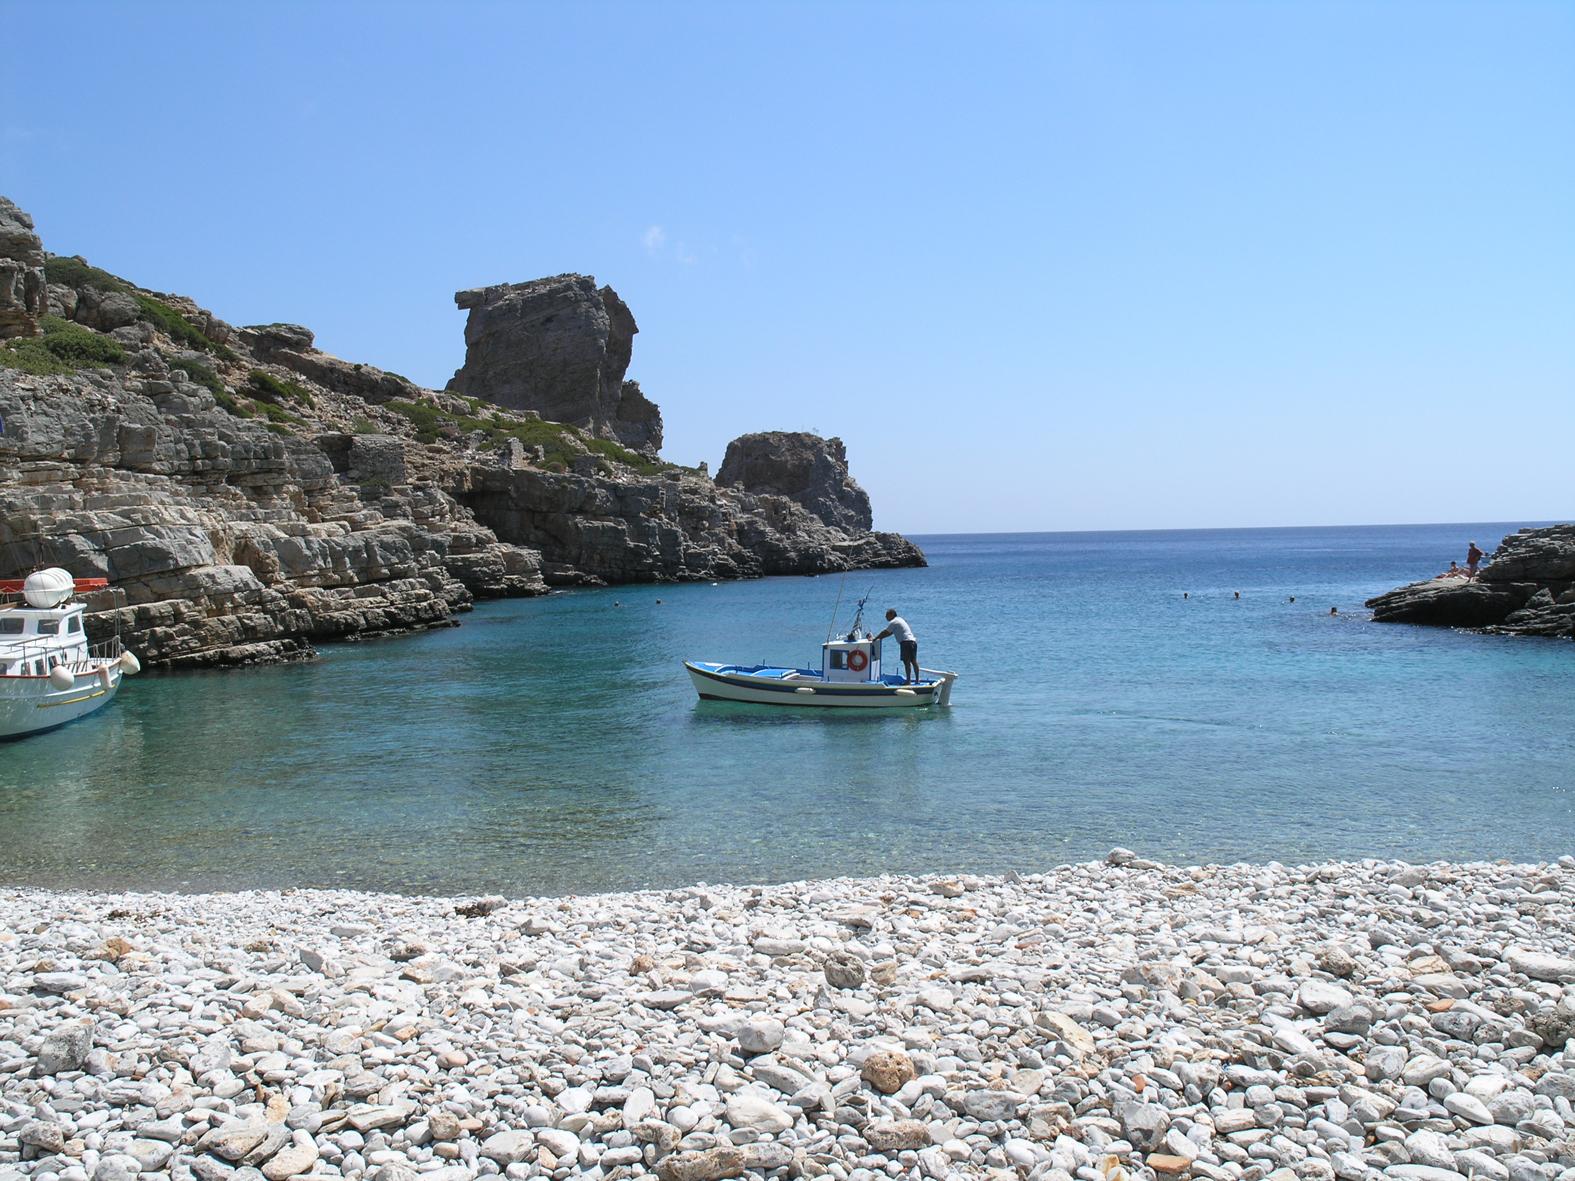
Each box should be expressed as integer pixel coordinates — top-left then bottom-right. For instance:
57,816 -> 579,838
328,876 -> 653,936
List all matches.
1,523 -> 1571,894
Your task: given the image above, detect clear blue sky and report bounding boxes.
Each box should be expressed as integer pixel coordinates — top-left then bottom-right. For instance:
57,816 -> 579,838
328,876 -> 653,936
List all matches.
5,1 -> 1571,533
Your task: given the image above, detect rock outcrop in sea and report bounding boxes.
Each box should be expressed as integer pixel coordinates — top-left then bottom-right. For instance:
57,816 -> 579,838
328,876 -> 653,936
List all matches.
1366,525 -> 1575,640
0,198 -> 924,667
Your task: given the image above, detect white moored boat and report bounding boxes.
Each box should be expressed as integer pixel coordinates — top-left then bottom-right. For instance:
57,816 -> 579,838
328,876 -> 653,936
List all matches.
1,568 -> 141,741
685,597 -> 956,709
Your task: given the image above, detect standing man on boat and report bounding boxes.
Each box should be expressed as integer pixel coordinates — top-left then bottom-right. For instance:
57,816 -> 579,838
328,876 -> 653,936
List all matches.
873,609 -> 920,684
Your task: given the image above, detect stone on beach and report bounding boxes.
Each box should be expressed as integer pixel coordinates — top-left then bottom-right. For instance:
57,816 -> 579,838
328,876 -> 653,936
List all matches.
657,1146 -> 747,1181
1,856 -> 1573,1181
35,1019 -> 93,1074
859,1047 -> 917,1094
1297,978 -> 1354,1013
260,1139 -> 319,1180
736,1015 -> 784,1055
1505,946 -> 1575,982
823,949 -> 866,989
724,1090 -> 793,1133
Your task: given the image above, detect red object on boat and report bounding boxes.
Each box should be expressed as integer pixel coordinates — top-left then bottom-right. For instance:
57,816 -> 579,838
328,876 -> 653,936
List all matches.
0,577 -> 110,594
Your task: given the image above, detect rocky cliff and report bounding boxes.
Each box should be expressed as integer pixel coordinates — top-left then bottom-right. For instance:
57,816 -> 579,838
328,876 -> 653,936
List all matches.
0,198 -> 47,339
0,198 -> 923,667
447,276 -> 663,455
717,431 -> 875,533
1365,525 -> 1575,640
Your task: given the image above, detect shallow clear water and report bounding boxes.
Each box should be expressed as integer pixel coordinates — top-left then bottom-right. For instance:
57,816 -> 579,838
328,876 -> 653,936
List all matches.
1,523 -> 1570,894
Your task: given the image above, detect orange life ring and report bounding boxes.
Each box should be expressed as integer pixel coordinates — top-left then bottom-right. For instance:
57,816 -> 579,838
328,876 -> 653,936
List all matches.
847,649 -> 868,672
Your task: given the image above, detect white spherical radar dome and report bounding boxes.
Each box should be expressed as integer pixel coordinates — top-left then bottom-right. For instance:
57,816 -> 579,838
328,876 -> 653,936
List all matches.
22,567 -> 75,609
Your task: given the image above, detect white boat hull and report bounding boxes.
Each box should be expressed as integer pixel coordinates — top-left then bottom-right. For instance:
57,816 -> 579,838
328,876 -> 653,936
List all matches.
685,662 -> 949,709
0,663 -> 122,740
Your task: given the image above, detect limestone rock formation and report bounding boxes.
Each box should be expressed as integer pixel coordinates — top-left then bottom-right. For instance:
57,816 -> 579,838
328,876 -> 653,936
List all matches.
239,322 -> 419,405
716,432 -> 875,533
459,465 -> 922,586
0,365 -> 545,667
0,195 -> 923,666
0,197 -> 47,339
1366,525 -> 1575,640
448,275 -> 662,455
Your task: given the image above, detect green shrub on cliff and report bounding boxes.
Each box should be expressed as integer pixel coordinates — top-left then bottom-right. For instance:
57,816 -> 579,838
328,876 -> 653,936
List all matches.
134,294 -> 238,361
385,398 -> 446,443
255,400 -> 304,427
40,315 -> 125,366
44,256 -> 129,293
0,337 -> 74,375
166,354 -> 227,398
247,369 -> 314,406
383,397 -> 684,476
1,316 -> 125,374
43,257 -> 236,361
207,382 -> 301,429
213,390 -> 253,417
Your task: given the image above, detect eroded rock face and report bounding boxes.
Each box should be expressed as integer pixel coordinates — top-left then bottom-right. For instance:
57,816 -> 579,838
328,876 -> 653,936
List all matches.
0,197 -> 47,339
716,432 -> 875,533
1366,525 -> 1575,639
0,368 -> 546,667
1,195 -> 924,664
448,275 -> 663,454
459,464 -> 922,586
239,323 -> 419,405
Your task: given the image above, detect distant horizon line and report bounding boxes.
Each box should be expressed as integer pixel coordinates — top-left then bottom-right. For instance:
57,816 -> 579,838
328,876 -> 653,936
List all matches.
895,518 -> 1566,540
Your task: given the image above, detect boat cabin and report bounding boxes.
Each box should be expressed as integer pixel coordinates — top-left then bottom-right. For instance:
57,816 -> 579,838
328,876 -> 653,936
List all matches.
0,570 -> 101,679
822,635 -> 882,683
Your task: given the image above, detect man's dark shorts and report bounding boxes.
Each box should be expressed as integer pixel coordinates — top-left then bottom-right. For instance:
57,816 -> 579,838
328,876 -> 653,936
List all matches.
899,639 -> 918,664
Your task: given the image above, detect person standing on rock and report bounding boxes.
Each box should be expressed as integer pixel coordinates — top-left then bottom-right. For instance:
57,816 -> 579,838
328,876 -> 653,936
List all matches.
873,609 -> 920,684
1466,540 -> 1485,579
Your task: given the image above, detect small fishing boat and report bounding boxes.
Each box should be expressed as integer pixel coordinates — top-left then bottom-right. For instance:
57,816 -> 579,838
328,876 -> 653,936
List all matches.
1,568 -> 141,740
685,594 -> 957,709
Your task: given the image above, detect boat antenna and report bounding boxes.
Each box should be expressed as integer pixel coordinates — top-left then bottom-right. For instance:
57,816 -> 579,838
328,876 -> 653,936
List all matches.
825,568 -> 849,642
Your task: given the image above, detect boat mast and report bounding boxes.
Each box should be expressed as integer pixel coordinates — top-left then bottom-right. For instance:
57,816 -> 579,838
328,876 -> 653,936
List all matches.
847,586 -> 874,640
825,569 -> 849,642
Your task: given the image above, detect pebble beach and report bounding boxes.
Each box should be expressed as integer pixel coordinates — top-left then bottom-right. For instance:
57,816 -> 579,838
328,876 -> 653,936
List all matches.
3,855 -> 1574,1181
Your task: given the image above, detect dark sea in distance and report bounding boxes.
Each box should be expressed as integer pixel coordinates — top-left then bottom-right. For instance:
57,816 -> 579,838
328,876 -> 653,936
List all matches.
1,522 -> 1571,896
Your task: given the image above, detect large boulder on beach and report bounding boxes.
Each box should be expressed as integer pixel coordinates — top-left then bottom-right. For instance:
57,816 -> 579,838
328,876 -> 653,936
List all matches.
716,431 -> 875,532
447,274 -> 663,455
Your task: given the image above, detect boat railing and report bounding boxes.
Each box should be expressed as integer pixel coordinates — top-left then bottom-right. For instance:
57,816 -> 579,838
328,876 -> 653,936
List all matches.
0,635 -> 123,675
